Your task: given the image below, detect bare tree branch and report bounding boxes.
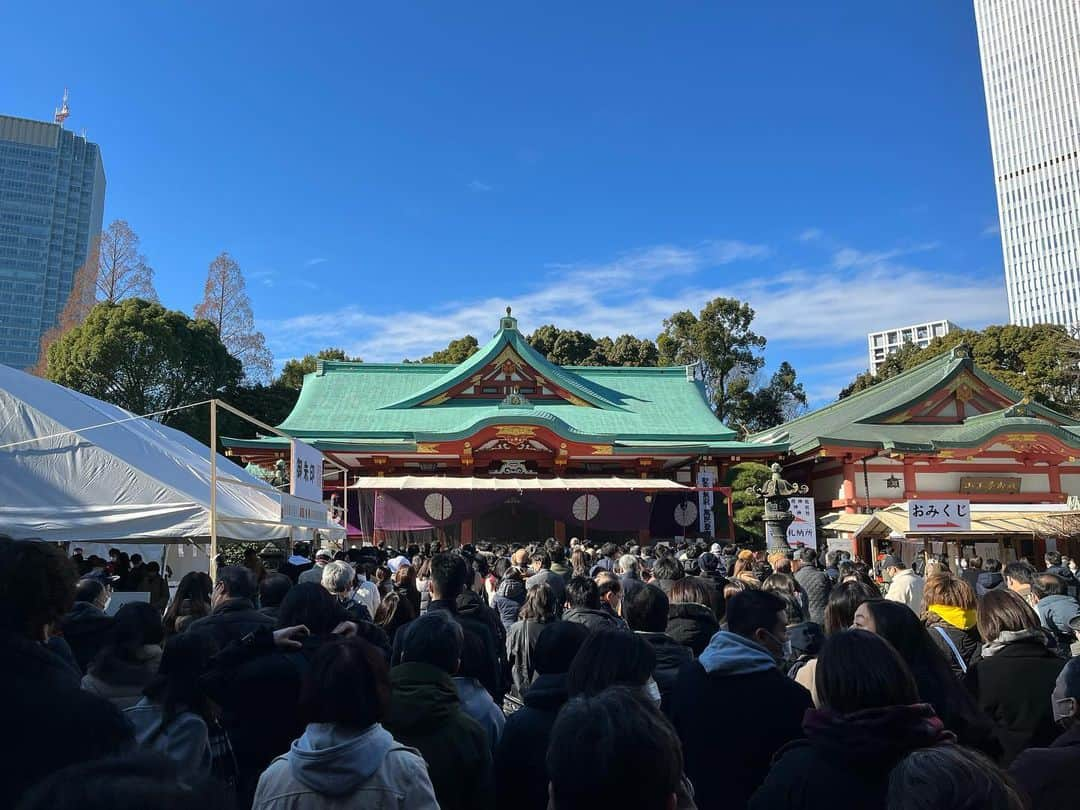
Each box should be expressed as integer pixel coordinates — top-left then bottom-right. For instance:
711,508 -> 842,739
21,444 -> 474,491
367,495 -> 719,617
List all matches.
194,251 -> 273,382
96,219 -> 158,304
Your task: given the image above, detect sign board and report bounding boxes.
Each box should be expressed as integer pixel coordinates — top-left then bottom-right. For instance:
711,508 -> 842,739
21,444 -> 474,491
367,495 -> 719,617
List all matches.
291,439 -> 324,503
907,499 -> 971,533
787,497 -> 817,546
106,591 -> 149,616
280,492 -> 331,528
960,476 -> 1020,495
697,467 -> 716,537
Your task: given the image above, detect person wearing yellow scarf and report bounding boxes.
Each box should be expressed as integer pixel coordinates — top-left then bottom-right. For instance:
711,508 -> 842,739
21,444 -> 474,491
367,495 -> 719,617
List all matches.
922,571 -> 982,677
928,603 -> 978,631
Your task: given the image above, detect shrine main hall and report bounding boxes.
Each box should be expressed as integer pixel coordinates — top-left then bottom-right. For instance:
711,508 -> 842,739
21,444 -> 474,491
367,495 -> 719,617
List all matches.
224,310 -> 780,544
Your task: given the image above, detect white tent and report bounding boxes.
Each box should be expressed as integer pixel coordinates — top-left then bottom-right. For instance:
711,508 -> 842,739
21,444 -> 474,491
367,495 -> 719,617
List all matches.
0,364 -> 342,544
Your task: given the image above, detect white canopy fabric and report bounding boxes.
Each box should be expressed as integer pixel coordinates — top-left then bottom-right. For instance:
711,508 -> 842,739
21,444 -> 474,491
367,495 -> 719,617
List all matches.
349,475 -> 690,491
0,364 -> 343,543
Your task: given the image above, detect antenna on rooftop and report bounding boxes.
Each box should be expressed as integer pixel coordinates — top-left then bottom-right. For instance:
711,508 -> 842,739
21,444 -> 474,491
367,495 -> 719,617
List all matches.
54,88 -> 70,127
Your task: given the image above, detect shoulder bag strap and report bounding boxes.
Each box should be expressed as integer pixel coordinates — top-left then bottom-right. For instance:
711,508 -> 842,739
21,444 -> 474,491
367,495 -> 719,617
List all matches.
933,625 -> 968,673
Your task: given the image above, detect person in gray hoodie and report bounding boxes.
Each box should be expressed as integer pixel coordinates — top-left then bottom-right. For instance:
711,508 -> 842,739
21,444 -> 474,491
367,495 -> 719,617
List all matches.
253,636 -> 437,810
125,632 -> 215,781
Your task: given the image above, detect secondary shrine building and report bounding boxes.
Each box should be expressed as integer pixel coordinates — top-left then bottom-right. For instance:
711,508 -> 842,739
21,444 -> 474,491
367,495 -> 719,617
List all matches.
224,310 -> 780,545
749,345 -> 1080,561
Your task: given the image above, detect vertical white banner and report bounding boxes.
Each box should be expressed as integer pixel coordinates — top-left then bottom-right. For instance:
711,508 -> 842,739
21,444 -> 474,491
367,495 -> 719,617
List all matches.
697,467 -> 716,537
787,496 -> 817,546
291,439 -> 325,503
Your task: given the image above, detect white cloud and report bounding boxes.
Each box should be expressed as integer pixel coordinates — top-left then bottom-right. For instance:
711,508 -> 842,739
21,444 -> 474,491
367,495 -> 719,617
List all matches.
831,241 -> 939,270
468,180 -> 494,193
260,237 -> 1007,369
798,227 -> 823,242
304,257 -> 328,268
982,222 -> 1000,237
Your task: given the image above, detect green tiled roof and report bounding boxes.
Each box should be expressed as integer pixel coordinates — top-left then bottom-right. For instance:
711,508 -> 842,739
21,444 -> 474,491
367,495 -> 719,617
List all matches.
223,314 -> 782,455
749,347 -> 1080,456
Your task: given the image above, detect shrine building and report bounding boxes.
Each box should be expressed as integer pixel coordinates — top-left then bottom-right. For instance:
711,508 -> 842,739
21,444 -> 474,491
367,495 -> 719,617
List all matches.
223,310 -> 782,545
749,345 -> 1080,562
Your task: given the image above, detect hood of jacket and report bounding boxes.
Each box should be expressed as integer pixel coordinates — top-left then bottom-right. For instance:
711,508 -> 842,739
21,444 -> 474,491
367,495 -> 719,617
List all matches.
977,572 -> 1004,589
563,607 -> 622,631
803,703 -> 954,762
496,578 -> 526,602
927,604 -> 978,631
982,628 -> 1052,658
698,630 -> 777,676
1038,594 -> 1077,614
388,662 -> 460,732
288,722 -> 395,796
523,672 -> 569,712
787,621 -> 825,658
62,602 -> 112,637
454,590 -> 488,620
89,644 -> 162,686
667,601 -> 717,626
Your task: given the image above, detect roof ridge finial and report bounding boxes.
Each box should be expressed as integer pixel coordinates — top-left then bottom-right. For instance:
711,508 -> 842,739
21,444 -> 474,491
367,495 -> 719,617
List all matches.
500,306 -> 518,333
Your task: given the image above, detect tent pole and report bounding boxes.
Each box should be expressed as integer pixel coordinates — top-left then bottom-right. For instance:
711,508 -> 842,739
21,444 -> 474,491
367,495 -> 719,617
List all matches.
210,399 -> 218,581
343,468 -> 349,545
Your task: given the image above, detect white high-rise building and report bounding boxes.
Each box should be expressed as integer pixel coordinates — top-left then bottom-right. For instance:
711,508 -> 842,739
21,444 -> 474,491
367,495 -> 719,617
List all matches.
973,0 -> 1080,332
867,320 -> 957,375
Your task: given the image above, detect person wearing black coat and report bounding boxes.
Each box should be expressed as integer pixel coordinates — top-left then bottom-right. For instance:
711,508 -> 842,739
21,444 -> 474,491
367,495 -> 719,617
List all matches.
749,630 -> 954,810
793,550 -> 831,626
1008,657 -> 1080,809
495,622 -> 590,810
666,600 -> 719,657
200,584 -> 353,808
672,591 -> 812,810
625,584 -> 692,714
392,553 -> 503,701
187,566 -> 275,649
964,589 -> 1066,766
60,578 -> 115,673
563,575 -> 629,635
0,540 -> 134,808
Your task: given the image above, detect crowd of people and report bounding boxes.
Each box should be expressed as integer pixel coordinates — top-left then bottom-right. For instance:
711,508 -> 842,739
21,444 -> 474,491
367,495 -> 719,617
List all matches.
3,533 -> 1080,809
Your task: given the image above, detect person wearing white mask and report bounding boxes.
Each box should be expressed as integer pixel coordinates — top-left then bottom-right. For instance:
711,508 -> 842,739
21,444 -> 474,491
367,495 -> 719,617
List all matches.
1008,657 -> 1080,807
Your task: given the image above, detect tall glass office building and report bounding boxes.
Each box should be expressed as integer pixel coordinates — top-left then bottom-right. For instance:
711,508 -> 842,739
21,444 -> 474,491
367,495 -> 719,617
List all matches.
0,114 -> 105,369
974,1 -> 1080,332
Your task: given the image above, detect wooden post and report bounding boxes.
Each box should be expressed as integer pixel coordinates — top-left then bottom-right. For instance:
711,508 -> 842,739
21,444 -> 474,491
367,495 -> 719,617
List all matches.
209,399 -> 219,582
461,518 -> 474,545
554,520 -> 566,544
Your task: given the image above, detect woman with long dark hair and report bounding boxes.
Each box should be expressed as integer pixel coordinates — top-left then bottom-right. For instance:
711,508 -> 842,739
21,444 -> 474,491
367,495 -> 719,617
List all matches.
82,601 -> 164,709
374,590 -> 416,645
964,589 -> 1065,765
506,583 -> 557,698
793,581 -> 880,704
125,632 -> 217,779
854,599 -> 999,758
163,571 -> 213,636
750,630 -> 954,810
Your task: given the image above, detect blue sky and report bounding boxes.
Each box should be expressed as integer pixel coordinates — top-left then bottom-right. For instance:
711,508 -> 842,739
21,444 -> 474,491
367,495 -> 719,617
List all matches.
1,2 -> 1007,403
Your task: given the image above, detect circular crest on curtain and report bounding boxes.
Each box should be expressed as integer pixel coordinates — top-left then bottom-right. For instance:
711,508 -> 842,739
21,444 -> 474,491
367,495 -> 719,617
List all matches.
424,493 -> 453,521
673,501 -> 698,527
571,493 -> 599,522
